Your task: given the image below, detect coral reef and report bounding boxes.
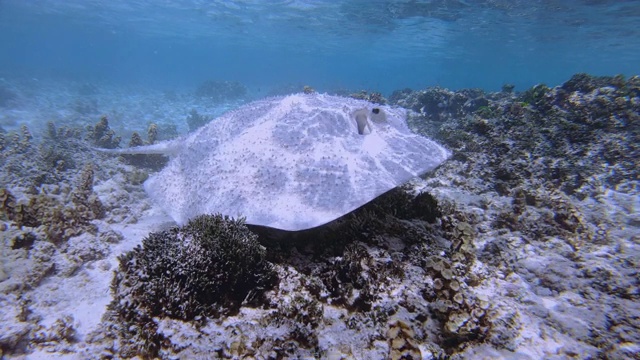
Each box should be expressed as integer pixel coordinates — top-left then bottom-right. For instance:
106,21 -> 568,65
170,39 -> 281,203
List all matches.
394,86 -> 494,124
348,90 -> 387,104
32,315 -> 77,344
391,73 -> 640,358
155,123 -> 178,141
0,164 -> 103,244
501,83 -> 515,93
0,188 -> 18,222
398,73 -> 639,200
102,187 -> 462,358
195,80 -> 247,103
421,220 -> 492,349
1,73 -> 638,360
1,121 -> 92,190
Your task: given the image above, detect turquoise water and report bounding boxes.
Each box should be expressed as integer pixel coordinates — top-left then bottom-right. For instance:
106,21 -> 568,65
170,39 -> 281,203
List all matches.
1,0 -> 639,93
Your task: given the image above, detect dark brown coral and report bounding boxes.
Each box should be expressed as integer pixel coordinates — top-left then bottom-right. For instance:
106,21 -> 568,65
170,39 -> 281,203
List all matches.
87,116 -> 121,149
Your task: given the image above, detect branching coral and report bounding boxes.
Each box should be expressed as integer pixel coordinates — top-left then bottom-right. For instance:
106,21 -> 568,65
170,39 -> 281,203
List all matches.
387,320 -> 422,360
108,214 -> 278,357
0,125 -> 34,157
86,116 -> 120,149
421,220 -> 491,349
0,164 -> 103,244
71,164 -> 105,220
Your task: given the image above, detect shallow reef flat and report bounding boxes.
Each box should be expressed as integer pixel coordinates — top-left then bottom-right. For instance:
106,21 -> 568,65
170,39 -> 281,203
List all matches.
0,73 -> 638,359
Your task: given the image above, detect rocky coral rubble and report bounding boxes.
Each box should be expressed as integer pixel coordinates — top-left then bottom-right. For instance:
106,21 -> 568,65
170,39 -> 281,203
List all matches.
0,118 -> 147,357
93,186 -> 515,359
1,164 -> 104,245
391,73 -> 640,359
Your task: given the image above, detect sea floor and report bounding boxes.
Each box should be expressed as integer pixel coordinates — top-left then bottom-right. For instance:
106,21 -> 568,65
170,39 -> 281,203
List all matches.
0,75 -> 638,359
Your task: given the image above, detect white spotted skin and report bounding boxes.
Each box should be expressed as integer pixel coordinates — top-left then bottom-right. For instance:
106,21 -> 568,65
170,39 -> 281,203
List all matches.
113,93 -> 450,231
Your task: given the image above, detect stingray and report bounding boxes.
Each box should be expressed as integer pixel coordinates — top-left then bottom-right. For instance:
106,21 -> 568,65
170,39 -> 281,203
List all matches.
101,93 -> 450,231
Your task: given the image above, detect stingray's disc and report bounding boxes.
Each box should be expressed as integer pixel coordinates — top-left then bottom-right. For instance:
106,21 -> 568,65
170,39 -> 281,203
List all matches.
142,93 -> 450,230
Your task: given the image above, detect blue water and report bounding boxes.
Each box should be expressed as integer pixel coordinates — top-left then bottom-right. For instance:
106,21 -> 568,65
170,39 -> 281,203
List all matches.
1,0 -> 639,94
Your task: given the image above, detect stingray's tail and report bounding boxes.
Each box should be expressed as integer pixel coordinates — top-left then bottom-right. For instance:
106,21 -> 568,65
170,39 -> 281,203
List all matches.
95,139 -> 183,156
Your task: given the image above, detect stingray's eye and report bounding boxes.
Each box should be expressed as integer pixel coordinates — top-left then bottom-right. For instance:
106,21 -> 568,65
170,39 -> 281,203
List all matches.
369,107 -> 387,123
